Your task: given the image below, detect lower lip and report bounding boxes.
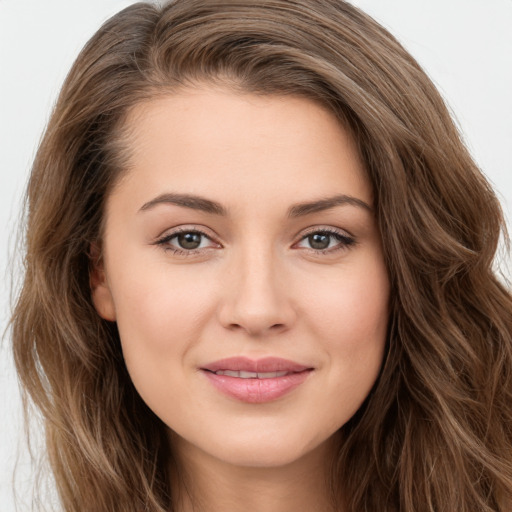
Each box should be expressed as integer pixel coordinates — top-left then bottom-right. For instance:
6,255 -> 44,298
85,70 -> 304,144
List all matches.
202,370 -> 312,403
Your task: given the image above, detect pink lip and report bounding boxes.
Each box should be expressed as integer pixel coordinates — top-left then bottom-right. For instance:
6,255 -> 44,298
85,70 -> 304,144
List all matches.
201,357 -> 313,403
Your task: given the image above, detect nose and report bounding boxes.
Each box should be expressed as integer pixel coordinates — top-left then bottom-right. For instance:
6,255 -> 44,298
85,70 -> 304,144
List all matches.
217,247 -> 297,337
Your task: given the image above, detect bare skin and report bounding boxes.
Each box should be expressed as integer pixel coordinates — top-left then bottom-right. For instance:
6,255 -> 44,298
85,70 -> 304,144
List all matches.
91,86 -> 389,512
170,430 -> 339,512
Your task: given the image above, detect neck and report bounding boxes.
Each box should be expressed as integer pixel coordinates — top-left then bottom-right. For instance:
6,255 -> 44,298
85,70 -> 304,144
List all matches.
169,435 -> 340,512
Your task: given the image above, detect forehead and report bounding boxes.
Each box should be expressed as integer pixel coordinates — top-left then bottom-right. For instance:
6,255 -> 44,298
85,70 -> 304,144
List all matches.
112,86 -> 372,212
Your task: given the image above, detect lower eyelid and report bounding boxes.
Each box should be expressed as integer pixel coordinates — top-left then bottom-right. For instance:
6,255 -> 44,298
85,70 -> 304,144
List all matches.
153,228 -> 354,254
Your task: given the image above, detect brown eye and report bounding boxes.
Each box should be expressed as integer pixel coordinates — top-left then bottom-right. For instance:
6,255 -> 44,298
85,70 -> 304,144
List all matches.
296,229 -> 355,253
177,232 -> 203,250
155,229 -> 218,253
308,233 -> 331,250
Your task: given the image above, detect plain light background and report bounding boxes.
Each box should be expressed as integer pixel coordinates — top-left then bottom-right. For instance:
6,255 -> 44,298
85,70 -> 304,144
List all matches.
1,1 -> 511,510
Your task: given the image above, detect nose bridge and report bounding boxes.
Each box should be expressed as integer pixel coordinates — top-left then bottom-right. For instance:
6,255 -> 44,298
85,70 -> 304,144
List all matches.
219,239 -> 295,335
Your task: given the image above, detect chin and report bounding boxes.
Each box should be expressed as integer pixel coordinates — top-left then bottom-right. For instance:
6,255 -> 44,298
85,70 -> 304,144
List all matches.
214,446 -> 311,469
192,427 -> 335,470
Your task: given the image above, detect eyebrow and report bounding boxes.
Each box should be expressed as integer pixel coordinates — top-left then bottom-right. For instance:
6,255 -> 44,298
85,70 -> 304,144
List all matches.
138,192 -> 372,217
287,194 -> 372,217
139,193 -> 226,215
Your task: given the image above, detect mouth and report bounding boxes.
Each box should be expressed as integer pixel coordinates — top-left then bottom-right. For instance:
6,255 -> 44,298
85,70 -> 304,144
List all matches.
208,370 -> 293,379
200,357 -> 314,403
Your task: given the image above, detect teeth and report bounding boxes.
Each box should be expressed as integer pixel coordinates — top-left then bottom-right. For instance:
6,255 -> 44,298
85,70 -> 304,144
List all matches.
258,371 -> 289,378
214,370 -> 289,379
240,370 -> 258,378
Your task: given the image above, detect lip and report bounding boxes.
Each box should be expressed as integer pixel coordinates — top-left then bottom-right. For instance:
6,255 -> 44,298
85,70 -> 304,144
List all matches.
202,356 -> 311,374
200,357 -> 313,403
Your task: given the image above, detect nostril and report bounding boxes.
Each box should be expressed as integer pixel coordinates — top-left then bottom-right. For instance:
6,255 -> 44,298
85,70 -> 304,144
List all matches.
225,321 -> 287,336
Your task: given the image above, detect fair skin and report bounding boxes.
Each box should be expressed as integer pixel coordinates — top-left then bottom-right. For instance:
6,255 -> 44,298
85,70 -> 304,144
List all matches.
91,86 -> 390,512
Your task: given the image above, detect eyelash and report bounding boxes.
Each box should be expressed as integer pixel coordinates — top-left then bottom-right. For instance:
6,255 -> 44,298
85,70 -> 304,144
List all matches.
154,227 -> 216,257
154,227 -> 356,257
296,228 -> 356,254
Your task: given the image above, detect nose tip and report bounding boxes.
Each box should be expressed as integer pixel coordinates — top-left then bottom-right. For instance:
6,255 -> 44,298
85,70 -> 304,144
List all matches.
217,261 -> 296,337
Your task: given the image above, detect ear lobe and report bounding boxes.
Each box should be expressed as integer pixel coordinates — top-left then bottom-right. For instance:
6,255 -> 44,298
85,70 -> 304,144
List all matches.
89,242 -> 116,322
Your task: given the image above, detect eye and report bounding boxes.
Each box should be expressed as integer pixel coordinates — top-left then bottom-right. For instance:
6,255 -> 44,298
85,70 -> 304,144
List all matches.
295,228 -> 355,253
173,232 -> 207,250
154,228 -> 220,254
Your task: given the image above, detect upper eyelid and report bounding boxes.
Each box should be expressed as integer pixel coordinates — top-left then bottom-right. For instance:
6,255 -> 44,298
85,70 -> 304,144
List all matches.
295,225 -> 355,240
155,225 -> 218,241
154,225 -> 355,247
292,226 -> 357,253
152,231 -> 218,255
154,229 -> 220,254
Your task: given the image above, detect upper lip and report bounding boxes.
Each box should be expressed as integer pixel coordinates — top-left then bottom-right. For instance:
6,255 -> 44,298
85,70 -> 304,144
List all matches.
201,357 -> 312,373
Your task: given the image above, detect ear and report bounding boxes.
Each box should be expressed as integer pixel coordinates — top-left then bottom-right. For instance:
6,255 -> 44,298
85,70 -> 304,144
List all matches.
89,242 -> 116,321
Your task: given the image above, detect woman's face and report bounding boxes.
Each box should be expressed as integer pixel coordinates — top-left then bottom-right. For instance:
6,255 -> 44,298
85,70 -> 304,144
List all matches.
92,86 -> 390,469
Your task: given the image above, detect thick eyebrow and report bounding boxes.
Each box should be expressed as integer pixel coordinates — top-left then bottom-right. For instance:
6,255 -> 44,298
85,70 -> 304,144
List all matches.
287,194 -> 372,217
139,193 -> 226,215
138,192 -> 371,217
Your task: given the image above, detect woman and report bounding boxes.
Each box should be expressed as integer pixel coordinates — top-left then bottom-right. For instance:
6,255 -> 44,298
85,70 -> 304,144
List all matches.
11,0 -> 512,511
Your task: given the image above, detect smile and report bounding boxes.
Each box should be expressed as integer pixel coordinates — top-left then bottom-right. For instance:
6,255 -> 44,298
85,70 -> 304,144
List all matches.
201,357 -> 313,403
211,370 -> 290,378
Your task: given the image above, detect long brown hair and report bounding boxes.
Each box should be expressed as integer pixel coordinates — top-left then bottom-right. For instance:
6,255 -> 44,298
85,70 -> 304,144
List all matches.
11,1 -> 512,510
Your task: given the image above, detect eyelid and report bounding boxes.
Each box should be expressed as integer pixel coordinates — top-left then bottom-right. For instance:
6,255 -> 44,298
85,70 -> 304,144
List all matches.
292,225 -> 356,253
154,224 -> 218,240
151,224 -> 356,256
297,225 -> 355,239
153,225 -> 222,253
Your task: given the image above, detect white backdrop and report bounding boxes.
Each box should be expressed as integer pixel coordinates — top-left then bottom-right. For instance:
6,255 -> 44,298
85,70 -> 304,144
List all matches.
1,1 -> 511,510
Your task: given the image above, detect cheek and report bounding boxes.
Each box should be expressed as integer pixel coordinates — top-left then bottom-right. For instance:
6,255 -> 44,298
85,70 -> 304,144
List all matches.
302,257 -> 389,346
113,262 -> 214,338
109,265 -> 222,420
299,257 -> 389,404
109,262 -> 220,391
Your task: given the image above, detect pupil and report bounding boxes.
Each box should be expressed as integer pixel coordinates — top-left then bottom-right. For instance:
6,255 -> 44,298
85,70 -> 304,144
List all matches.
178,232 -> 201,249
309,233 -> 330,250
